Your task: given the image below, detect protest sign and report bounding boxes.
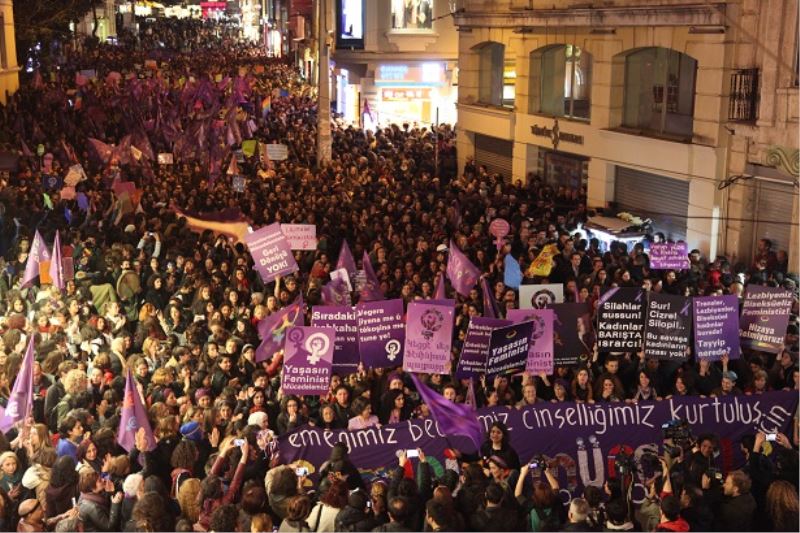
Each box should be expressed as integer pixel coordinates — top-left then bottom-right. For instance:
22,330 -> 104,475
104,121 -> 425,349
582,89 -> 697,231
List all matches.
643,293 -> 692,360
244,224 -> 299,283
596,288 -> 645,351
403,301 -> 455,374
266,144 -> 289,160
356,299 -> 405,368
64,164 -> 87,186
280,224 -> 317,250
456,317 -> 511,378
549,303 -> 593,366
282,326 -> 335,396
278,391 -> 798,494
330,268 -> 352,291
489,218 -> 510,250
232,176 -> 245,193
311,306 -> 359,371
739,285 -> 793,353
157,153 -> 174,165
650,242 -> 689,270
486,321 -> 533,376
241,139 -> 257,157
60,186 -> 76,201
694,295 -> 740,361
519,284 -> 564,309
507,309 -> 555,375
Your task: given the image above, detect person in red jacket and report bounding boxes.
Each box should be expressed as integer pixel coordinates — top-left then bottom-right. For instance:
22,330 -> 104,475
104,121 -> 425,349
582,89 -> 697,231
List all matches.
655,496 -> 689,532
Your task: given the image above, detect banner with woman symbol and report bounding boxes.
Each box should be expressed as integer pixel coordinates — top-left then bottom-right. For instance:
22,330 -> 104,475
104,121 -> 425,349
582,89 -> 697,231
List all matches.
282,326 -> 335,395
403,301 -> 455,374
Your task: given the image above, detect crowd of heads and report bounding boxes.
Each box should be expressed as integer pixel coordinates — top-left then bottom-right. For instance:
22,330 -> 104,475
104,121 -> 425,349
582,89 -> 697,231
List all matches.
0,15 -> 796,533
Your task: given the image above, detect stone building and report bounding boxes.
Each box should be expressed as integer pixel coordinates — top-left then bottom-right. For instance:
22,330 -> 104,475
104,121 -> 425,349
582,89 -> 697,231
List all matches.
0,0 -> 19,105
453,0 -> 798,270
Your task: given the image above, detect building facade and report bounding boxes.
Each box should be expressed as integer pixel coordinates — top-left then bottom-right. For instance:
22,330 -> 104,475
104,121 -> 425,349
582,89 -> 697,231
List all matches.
0,0 -> 19,105
331,0 -> 458,128
75,0 -> 118,42
454,0 -> 798,270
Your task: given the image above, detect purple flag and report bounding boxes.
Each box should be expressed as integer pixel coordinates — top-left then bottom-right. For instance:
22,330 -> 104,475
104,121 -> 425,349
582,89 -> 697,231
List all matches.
321,277 -> 351,306
21,230 -> 51,288
117,368 -> 156,453
434,273 -> 446,300
49,230 -> 64,290
409,373 -> 482,451
481,278 -> 499,318
0,337 -> 35,432
465,378 -> 477,410
255,298 -> 306,363
336,242 -> 357,281
403,301 -> 455,374
446,240 -> 480,297
360,251 -> 384,302
282,326 -> 335,396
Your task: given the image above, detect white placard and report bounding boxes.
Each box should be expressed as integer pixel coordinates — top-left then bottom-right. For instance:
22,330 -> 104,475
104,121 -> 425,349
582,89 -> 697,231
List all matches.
519,284 -> 564,309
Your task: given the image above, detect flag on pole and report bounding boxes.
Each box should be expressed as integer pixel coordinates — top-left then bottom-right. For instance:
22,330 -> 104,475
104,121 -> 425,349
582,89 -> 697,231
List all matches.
446,240 -> 480,297
321,277 -> 351,306
525,244 -> 559,278
21,230 -> 51,288
434,272 -> 446,300
255,297 -> 305,362
117,367 -> 156,453
409,373 -> 482,451
336,241 -> 358,282
49,231 -> 64,291
360,251 -> 384,302
0,337 -> 35,432
481,278 -> 500,318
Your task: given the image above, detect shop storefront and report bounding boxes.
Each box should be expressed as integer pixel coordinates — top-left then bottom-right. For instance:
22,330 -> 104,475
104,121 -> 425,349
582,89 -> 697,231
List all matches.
614,166 -> 690,241
539,148 -> 588,190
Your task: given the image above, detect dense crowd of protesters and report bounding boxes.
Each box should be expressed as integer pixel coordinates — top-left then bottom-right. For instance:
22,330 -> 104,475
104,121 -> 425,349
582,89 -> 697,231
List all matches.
0,16 -> 797,533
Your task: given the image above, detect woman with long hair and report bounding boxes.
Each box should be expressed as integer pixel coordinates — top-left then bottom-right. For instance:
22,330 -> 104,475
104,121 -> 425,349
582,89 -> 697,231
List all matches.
307,477 -> 348,532
766,480 -> 799,531
479,421 -> 521,471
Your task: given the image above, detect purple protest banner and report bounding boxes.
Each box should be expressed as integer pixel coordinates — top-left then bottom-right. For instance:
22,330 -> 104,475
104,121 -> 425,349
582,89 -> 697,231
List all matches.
49,230 -> 64,290
21,230 -> 51,288
739,285 -> 793,354
118,368 -> 156,453
336,241 -> 358,282
0,337 -> 34,432
650,242 -> 689,270
282,326 -> 335,396
311,306 -> 359,371
446,240 -> 480,297
549,303 -> 594,366
277,391 -> 798,494
356,299 -> 405,368
507,309 -> 555,375
255,298 -> 305,363
694,295 -> 741,361
643,293 -> 692,360
245,223 -> 299,283
456,317 -> 511,379
360,251 -> 384,302
403,301 -> 455,374
486,321 -> 533,376
596,288 -> 645,351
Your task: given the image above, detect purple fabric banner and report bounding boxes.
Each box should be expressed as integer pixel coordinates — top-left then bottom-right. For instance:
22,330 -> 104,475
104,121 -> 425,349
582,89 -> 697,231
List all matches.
456,317 -> 511,379
650,242 -> 689,270
549,303 -> 594,366
403,301 -> 455,374
0,338 -> 35,432
245,223 -> 299,283
311,306 -> 359,371
434,273 -> 446,300
278,391 -> 798,495
409,374 -> 482,451
336,241 -> 358,282
487,321 -> 533,376
507,309 -> 555,375
481,278 -> 500,318
118,368 -> 156,453
282,326 -> 335,396
356,299 -> 405,368
694,295 -> 741,361
21,230 -> 51,288
359,251 -> 384,302
739,285 -> 793,354
255,298 -> 305,363
596,288 -> 645,351
49,230 -> 64,290
643,293 -> 692,360
446,240 -> 480,297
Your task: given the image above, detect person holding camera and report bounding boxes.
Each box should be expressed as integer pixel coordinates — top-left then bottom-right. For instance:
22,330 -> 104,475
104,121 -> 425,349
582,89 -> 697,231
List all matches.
713,470 -> 757,532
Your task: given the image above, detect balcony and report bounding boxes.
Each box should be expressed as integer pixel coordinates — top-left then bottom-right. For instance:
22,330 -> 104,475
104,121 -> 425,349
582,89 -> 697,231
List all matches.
729,68 -> 759,123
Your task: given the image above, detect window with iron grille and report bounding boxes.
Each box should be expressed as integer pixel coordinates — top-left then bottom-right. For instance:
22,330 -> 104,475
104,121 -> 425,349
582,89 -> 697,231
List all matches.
729,69 -> 759,122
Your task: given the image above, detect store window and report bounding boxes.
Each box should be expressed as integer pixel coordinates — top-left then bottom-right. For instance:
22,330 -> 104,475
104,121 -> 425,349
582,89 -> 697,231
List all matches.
476,42 -> 505,107
623,47 -> 697,139
537,45 -> 591,120
502,59 -> 516,108
391,0 -> 433,30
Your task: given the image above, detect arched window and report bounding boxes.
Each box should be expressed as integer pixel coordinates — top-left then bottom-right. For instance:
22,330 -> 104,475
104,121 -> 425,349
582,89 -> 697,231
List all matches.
534,44 -> 592,120
475,42 -> 506,107
623,47 -> 697,138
